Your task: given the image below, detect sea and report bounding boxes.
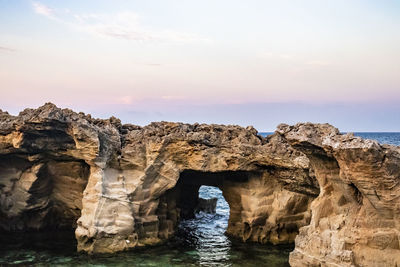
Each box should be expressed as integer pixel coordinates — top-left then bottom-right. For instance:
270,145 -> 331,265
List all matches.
0,133 -> 398,266
258,132 -> 400,146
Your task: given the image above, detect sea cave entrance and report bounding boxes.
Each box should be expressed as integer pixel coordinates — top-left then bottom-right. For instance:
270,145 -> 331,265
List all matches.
156,169 -> 294,266
155,170 -> 250,264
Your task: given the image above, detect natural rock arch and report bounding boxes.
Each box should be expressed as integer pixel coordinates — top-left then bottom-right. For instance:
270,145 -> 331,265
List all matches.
76,119 -> 317,253
155,170 -> 313,245
0,103 -> 399,266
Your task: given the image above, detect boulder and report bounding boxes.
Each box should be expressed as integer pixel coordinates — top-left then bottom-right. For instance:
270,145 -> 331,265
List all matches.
195,197 -> 218,214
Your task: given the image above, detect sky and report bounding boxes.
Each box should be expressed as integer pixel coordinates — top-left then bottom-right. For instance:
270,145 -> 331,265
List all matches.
0,0 -> 399,131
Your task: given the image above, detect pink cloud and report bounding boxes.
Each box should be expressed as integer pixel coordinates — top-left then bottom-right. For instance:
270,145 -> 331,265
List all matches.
32,2 -> 55,19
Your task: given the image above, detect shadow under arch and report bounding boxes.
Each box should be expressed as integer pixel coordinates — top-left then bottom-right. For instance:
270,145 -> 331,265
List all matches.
155,169 -> 302,266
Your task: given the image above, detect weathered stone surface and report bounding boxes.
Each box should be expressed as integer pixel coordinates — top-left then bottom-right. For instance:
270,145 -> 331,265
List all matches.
278,123 -> 400,267
0,104 -> 399,267
0,103 -> 120,232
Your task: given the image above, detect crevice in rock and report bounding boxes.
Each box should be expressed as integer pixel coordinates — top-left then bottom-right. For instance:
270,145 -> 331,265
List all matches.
349,182 -> 363,205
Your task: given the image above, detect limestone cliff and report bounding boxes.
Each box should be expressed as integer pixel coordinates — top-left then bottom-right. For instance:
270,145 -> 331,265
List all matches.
0,104 -> 120,232
0,104 -> 398,267
277,123 -> 400,266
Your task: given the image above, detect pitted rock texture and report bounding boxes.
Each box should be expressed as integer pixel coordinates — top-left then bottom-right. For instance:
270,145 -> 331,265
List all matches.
278,123 -> 400,267
0,104 -> 398,267
0,104 -> 120,232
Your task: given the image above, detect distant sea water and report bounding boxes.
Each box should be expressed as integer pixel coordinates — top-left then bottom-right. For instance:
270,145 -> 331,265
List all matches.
351,132 -> 400,146
259,132 -> 400,146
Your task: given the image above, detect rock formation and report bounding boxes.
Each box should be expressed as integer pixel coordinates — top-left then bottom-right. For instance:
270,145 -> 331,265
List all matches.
277,123 -> 400,266
0,103 -> 398,266
195,197 -> 218,214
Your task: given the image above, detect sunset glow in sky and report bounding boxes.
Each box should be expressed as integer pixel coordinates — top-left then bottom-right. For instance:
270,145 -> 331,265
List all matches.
1,0 -> 399,131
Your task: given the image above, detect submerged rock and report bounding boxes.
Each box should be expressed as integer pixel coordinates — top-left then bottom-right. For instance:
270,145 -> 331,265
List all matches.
0,104 -> 398,267
195,197 -> 218,214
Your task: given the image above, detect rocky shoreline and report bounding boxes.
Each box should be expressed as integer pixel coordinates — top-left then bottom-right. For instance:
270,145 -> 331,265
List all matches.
0,103 -> 399,266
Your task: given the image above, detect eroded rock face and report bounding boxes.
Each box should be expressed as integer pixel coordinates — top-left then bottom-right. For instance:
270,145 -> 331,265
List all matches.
0,104 -> 120,231
278,123 -> 400,267
81,120 -> 316,252
0,104 -> 398,267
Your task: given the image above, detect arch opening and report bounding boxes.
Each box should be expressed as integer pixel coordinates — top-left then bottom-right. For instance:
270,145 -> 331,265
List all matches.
155,169 -> 299,266
155,170 -> 252,242
176,185 -> 231,265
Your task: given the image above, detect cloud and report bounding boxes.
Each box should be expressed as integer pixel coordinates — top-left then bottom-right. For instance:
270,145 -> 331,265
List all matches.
261,52 -> 331,67
31,2 -> 211,44
0,46 -> 15,52
116,96 -> 135,105
72,12 -> 211,43
260,52 -> 295,60
32,2 -> 55,19
161,95 -> 186,100
280,54 -> 294,60
306,60 -> 331,67
143,63 -> 161,66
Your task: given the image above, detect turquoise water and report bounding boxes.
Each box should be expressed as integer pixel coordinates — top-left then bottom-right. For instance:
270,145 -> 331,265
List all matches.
0,186 -> 292,266
0,229 -> 292,266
